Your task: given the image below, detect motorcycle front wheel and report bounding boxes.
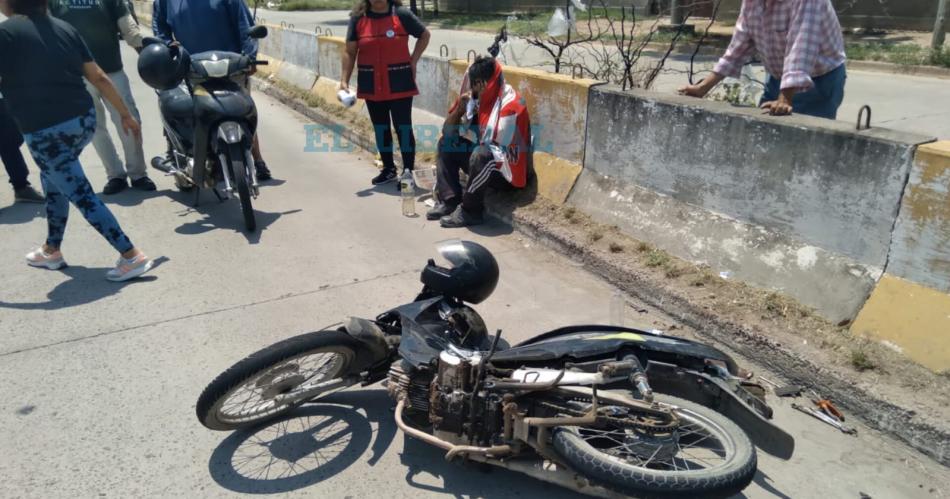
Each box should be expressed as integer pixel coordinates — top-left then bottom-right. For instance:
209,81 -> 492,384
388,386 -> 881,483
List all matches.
553,394 -> 756,499
196,330 -> 359,431
226,143 -> 256,232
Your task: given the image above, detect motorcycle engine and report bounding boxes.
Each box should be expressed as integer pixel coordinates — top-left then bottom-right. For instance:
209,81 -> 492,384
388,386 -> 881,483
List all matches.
387,350 -> 503,444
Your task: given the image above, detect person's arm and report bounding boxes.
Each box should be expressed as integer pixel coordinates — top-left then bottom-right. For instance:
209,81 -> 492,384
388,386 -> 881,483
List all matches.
679,2 -> 754,98
228,0 -> 256,58
340,16 -> 359,91
442,92 -> 470,131
410,29 -> 430,78
762,0 -> 825,115
152,0 -> 174,44
118,15 -> 144,50
83,61 -> 140,138
341,41 -> 357,91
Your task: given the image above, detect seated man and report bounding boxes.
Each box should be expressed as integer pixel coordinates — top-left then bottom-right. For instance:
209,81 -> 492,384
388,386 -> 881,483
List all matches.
427,56 -> 531,228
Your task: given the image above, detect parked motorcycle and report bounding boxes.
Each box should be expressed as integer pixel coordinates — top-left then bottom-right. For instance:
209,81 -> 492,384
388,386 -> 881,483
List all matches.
137,29 -> 269,231
196,240 -> 794,498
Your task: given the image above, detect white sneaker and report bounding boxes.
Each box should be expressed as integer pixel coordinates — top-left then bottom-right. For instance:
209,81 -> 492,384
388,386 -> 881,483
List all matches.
106,253 -> 153,282
26,248 -> 66,270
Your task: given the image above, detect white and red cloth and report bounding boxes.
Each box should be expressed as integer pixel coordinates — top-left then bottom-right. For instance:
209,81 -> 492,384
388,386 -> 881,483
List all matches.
449,60 -> 531,188
713,0 -> 846,91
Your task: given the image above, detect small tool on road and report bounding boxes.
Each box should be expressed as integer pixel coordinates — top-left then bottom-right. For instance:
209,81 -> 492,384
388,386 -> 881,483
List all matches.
810,391 -> 845,421
774,385 -> 803,397
792,403 -> 857,435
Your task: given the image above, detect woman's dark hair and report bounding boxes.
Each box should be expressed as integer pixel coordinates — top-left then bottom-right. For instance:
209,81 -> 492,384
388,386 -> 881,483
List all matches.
9,0 -> 48,15
350,0 -> 402,17
468,56 -> 496,86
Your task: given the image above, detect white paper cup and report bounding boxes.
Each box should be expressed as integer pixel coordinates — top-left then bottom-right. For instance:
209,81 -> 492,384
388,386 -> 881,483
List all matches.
337,89 -> 357,107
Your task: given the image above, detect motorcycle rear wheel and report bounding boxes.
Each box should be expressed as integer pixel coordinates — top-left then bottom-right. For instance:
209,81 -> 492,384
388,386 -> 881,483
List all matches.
553,394 -> 756,499
196,330 -> 359,431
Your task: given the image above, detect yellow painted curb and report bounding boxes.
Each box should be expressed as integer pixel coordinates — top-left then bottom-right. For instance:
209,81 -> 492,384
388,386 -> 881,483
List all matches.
533,152 -> 583,205
851,274 -> 950,372
256,55 -> 282,78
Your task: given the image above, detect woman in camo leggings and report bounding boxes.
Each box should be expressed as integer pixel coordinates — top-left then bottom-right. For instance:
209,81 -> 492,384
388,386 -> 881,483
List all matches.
0,0 -> 153,281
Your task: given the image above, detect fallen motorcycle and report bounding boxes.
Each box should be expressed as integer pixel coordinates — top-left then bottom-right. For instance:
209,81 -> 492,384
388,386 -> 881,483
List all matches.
196,240 -> 794,498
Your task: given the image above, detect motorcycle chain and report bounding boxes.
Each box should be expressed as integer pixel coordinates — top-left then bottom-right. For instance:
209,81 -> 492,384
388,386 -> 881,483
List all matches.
538,399 -> 680,434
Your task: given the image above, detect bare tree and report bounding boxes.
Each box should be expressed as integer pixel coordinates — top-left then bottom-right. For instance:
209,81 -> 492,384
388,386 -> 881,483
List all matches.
522,0 -> 604,74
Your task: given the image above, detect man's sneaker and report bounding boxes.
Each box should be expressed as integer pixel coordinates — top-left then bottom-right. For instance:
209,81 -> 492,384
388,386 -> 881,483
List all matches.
131,176 -> 157,191
440,205 -> 484,228
103,178 -> 128,195
255,160 -> 272,181
14,186 -> 45,203
26,248 -> 66,270
372,169 -> 397,185
106,253 -> 154,282
426,200 -> 458,221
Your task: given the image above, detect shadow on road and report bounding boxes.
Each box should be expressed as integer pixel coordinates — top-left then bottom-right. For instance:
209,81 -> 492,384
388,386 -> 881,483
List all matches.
355,182 -> 401,198
0,201 -> 43,225
207,389 -> 397,494
101,188 -> 166,207
0,256 -> 169,310
170,188 -> 302,244
206,386 -> 588,498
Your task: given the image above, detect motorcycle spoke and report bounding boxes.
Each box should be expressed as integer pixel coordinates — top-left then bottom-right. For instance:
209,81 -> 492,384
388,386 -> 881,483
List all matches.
215,351 -> 347,423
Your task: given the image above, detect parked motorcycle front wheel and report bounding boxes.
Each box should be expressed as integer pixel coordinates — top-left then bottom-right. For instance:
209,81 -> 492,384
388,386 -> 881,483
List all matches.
196,330 -> 360,431
225,143 -> 256,232
553,394 -> 757,499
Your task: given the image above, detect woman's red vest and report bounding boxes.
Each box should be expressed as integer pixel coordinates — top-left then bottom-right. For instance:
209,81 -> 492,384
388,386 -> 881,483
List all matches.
355,7 -> 419,101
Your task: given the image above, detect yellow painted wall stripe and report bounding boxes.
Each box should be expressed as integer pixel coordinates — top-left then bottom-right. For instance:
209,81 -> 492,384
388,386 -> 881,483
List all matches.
851,273 -> 950,372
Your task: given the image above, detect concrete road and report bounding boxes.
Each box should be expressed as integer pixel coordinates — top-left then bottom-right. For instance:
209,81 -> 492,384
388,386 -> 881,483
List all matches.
1,45 -> 948,499
253,8 -> 950,139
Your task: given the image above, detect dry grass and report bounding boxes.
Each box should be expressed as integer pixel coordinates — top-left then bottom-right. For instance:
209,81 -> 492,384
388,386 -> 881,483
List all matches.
609,242 -> 624,253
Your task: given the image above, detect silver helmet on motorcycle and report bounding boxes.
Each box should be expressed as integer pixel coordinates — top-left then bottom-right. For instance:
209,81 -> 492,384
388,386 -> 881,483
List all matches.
421,240 -> 499,304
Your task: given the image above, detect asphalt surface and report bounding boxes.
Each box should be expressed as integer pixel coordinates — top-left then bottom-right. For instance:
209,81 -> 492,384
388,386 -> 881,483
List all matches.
1,44 -> 948,499
253,9 -> 950,140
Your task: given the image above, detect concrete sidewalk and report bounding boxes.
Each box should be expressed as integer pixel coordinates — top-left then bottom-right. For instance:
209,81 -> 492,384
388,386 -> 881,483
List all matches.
254,8 -> 950,139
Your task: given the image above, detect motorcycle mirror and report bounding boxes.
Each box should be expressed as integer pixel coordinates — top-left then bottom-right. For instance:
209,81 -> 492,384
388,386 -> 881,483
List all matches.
248,25 -> 268,40
142,37 -> 163,47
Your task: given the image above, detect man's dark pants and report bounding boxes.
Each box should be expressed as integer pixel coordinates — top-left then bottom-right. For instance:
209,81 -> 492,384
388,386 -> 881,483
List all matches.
0,99 -> 30,190
761,64 -> 847,119
436,133 -> 511,215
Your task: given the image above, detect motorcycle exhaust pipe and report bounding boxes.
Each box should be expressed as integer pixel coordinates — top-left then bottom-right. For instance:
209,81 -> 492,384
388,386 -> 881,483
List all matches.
394,398 -> 512,461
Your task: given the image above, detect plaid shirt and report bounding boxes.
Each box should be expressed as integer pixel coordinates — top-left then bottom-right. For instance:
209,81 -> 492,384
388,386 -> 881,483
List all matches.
713,0 -> 846,91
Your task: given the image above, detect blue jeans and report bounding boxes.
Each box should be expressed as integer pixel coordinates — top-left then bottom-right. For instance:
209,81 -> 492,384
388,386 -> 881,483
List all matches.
761,64 -> 847,119
22,109 -> 134,253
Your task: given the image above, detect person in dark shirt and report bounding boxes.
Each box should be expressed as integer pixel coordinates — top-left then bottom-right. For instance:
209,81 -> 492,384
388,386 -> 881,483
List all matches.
342,0 -> 430,185
152,0 -> 273,181
50,0 -> 156,195
0,0 -> 154,281
0,97 -> 44,205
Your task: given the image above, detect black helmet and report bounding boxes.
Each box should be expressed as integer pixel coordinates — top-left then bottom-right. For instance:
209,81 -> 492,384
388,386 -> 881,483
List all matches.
138,41 -> 190,91
421,240 -> 499,304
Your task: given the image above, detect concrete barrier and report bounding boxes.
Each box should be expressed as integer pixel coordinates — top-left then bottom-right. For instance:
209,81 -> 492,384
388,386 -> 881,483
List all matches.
413,55 -> 450,117
572,85 -> 935,323
852,142 -> 950,371
277,29 -> 320,90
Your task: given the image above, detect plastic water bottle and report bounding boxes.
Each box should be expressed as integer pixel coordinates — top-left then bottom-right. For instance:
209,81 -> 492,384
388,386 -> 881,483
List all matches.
400,169 -> 415,217
610,290 -> 625,326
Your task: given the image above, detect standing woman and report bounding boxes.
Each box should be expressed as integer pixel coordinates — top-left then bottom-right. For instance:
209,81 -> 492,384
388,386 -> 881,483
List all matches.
342,0 -> 430,185
0,0 -> 153,281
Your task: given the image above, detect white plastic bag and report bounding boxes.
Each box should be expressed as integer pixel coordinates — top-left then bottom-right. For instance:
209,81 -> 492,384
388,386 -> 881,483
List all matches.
547,8 -> 572,37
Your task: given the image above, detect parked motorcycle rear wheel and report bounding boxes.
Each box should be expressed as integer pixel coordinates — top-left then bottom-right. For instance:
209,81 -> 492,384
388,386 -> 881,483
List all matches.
196,330 -> 359,431
553,394 -> 756,499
